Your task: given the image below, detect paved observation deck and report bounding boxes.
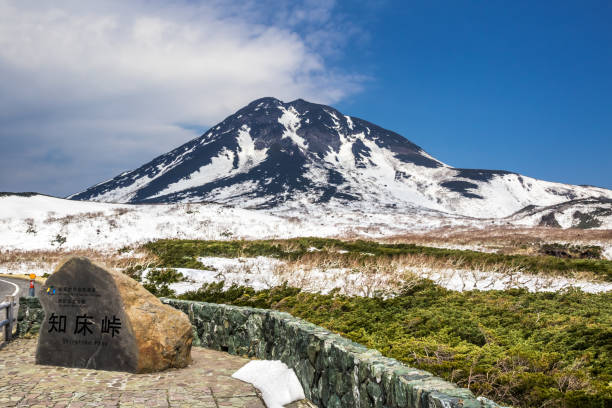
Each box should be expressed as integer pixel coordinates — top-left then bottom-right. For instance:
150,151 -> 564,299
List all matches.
0,338 -> 309,408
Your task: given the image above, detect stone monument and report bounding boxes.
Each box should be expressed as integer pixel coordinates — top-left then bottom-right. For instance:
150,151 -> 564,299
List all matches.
36,257 -> 193,372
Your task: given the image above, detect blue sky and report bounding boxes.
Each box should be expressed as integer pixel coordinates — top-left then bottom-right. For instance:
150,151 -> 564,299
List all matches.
0,0 -> 610,196
333,1 -> 612,188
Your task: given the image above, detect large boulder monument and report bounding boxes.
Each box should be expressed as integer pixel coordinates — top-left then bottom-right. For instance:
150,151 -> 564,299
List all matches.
36,257 -> 193,372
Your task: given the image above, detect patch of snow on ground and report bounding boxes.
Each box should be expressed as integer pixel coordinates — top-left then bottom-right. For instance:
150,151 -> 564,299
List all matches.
156,256 -> 284,294
411,243 -> 498,253
602,246 -> 612,260
232,360 -> 305,408
164,256 -> 611,296
417,267 -> 611,293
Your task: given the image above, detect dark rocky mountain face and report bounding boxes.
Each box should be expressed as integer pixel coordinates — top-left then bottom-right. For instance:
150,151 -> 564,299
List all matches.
69,97 -> 612,218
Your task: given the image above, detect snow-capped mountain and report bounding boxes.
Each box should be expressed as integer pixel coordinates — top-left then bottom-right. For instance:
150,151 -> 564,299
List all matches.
69,97 -> 612,220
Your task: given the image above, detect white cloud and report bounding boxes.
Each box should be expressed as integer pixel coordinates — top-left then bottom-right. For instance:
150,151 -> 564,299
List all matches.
0,0 -> 363,196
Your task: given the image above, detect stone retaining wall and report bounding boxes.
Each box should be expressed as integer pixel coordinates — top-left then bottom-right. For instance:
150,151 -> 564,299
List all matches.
17,297 -> 503,408
162,299 -> 503,408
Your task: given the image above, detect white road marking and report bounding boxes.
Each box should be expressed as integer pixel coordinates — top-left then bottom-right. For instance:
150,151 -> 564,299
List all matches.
0,278 -> 20,297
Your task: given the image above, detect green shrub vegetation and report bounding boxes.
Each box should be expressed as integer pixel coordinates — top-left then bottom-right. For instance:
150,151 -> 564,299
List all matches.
146,268 -> 185,284
132,237 -> 612,406
539,243 -> 603,260
143,238 -> 612,281
121,266 -> 184,297
178,281 -> 612,408
141,268 -> 184,297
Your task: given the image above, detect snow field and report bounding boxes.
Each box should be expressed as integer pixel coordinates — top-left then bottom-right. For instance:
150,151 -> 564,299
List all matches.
0,195 -> 334,251
2,195 -> 610,296
0,194 -> 519,252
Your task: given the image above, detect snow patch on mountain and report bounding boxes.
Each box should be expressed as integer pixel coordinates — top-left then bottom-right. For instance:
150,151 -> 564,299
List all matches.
278,106 -> 308,150
151,125 -> 268,199
151,149 -> 235,198
236,125 -> 269,167
507,197 -> 612,229
345,115 -> 354,130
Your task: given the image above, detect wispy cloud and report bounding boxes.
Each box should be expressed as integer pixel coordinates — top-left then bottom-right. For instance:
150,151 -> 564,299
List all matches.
0,0 -> 365,196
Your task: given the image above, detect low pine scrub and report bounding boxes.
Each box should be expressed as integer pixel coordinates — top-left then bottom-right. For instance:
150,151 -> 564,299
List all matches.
179,281 -> 612,408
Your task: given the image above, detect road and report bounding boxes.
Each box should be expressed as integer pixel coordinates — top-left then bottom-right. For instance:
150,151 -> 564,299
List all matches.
0,276 -> 40,300
0,278 -> 20,300
0,276 -> 41,340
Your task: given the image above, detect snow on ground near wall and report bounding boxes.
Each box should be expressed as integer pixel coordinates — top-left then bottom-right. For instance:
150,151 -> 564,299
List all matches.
232,360 -> 305,408
2,195 -> 610,294
3,253 -> 609,295
151,256 -> 285,293
163,256 -> 611,295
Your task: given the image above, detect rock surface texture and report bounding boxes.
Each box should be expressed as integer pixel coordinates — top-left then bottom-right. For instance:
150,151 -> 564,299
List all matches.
36,257 -> 192,372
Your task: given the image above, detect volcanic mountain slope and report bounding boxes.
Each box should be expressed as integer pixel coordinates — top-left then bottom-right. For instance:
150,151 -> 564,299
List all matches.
507,197 -> 612,229
69,97 -> 612,219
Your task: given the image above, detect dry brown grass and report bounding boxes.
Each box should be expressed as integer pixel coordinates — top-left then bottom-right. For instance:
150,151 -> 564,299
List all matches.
0,248 -> 158,275
270,258 -> 421,297
271,251 -> 597,296
43,211 -> 106,225
266,244 -> 610,294
376,226 -> 612,254
289,251 -> 532,275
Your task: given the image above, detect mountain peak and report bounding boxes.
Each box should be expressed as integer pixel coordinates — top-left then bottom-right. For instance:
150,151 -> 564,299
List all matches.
241,96 -> 335,114
69,97 -> 612,218
246,96 -> 282,106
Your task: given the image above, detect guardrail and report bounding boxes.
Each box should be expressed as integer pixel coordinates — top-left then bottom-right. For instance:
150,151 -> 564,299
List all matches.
0,296 -> 17,344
